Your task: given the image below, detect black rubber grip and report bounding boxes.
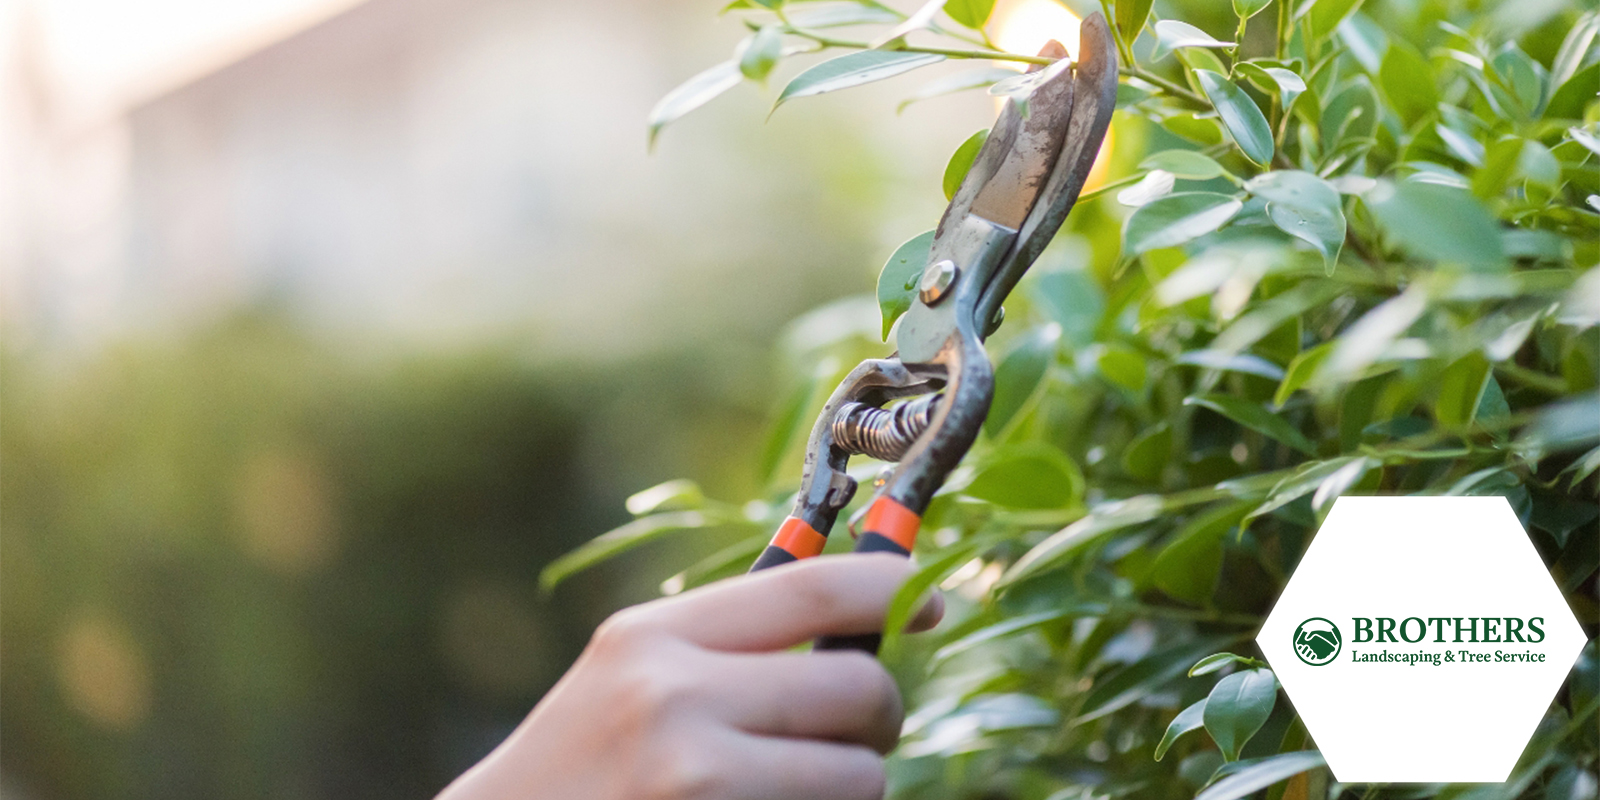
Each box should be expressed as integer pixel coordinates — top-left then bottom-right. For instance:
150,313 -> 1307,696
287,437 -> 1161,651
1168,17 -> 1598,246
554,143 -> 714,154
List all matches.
748,544 -> 799,573
813,532 -> 912,654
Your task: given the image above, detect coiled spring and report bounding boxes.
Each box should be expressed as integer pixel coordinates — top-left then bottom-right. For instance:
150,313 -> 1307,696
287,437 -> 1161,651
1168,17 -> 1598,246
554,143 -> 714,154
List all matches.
832,395 -> 940,462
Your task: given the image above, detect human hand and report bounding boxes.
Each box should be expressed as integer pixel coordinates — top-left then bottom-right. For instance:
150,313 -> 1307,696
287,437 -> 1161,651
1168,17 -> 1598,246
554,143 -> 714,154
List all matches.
436,553 -> 943,800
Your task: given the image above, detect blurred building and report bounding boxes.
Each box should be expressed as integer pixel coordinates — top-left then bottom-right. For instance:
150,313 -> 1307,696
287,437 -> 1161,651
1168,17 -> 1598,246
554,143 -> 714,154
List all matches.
4,0 -> 986,359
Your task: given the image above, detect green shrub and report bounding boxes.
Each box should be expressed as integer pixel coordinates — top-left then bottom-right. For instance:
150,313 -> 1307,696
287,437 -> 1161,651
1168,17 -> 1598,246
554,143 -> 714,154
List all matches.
552,0 -> 1599,797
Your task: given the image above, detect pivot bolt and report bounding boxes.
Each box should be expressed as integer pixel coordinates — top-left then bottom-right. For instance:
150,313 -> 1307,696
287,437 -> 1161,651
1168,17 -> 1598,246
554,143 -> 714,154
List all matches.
919,260 -> 958,305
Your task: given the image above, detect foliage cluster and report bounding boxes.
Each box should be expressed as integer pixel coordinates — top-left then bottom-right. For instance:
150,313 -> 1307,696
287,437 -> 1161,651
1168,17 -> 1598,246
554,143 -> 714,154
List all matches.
553,0 -> 1599,796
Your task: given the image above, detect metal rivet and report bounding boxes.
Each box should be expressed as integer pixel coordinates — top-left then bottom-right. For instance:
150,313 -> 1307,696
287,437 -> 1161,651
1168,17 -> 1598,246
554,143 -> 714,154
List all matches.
919,260 -> 958,305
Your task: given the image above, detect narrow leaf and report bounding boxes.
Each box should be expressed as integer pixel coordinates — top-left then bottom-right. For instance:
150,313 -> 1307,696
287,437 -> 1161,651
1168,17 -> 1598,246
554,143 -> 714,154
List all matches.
1196,69 -> 1275,165
542,512 -> 736,591
943,128 -> 990,201
1123,192 -> 1244,256
899,67 -> 1020,112
1115,0 -> 1154,48
625,479 -> 705,515
648,61 -> 743,149
1190,651 -> 1263,677
963,443 -> 1083,509
1156,700 -> 1207,761
1116,170 -> 1177,207
1140,149 -> 1233,180
1233,0 -> 1270,21
737,26 -> 784,82
775,51 -> 946,110
1307,0 -> 1365,42
1196,752 -> 1326,800
944,0 -> 997,30
1154,20 -> 1235,59
1184,394 -> 1316,454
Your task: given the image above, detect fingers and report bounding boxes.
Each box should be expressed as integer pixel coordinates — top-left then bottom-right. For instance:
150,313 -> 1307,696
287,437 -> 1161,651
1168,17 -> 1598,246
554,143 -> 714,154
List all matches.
723,733 -> 886,800
638,554 -> 923,652
705,650 -> 904,754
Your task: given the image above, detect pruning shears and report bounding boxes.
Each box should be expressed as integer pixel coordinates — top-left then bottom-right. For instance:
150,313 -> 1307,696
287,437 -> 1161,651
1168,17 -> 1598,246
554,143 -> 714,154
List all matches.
748,13 -> 1119,653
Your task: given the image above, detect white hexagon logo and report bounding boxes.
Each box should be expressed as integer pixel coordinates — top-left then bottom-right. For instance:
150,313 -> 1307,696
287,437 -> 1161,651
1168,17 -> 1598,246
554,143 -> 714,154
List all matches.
1257,496 -> 1589,782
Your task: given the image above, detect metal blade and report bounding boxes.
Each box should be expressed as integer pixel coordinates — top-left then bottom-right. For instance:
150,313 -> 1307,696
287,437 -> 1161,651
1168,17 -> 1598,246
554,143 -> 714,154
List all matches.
974,12 -> 1120,332
966,53 -> 1078,230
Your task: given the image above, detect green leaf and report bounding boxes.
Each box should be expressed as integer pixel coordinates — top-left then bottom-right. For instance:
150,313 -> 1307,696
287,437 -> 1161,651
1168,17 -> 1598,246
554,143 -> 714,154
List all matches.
1190,651 -> 1264,677
1245,170 -> 1345,270
1378,43 -> 1438,126
1185,394 -> 1315,454
737,26 -> 784,82
879,536 -> 991,655
1155,699 -> 1207,761
1001,495 -> 1174,586
943,128 -> 989,201
898,67 -> 1019,112
785,4 -> 901,28
962,443 -> 1083,509
1123,192 -> 1244,256
1204,668 -> 1277,761
1122,422 -> 1172,481
1550,11 -> 1600,93
625,478 -> 706,515
877,230 -> 935,339
1140,149 -> 1233,181
1115,0 -> 1154,48
1174,350 -> 1285,380
1150,502 -> 1251,603
774,51 -> 946,110
660,535 -> 766,595
1195,70 -> 1275,166
1196,752 -> 1326,800
1306,0 -> 1365,42
943,0 -> 996,30
1436,351 -> 1491,428
1116,170 -> 1177,207
986,323 -> 1058,437
1273,342 -> 1333,407
542,511 -> 741,591
1153,20 -> 1235,59
930,610 -> 1065,666
1365,181 -> 1505,271
1077,638 -> 1236,722
1241,457 -> 1372,529
1516,393 -> 1600,454
1547,62 -> 1600,121
1235,62 -> 1305,114
1097,344 -> 1149,392
648,61 -> 743,149
759,363 -> 830,483
1233,0 -> 1270,21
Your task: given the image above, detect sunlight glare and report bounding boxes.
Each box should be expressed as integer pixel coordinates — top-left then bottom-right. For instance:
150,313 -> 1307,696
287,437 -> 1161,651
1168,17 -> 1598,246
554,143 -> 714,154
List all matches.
987,0 -> 1113,192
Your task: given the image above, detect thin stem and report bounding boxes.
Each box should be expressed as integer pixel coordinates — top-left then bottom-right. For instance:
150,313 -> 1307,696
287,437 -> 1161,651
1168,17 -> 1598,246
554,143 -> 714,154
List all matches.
785,28 -> 1056,65
1119,66 -> 1209,107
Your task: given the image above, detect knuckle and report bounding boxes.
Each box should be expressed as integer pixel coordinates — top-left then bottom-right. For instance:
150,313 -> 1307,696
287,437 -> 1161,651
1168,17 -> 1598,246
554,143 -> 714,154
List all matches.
591,607 -> 655,657
641,739 -> 728,800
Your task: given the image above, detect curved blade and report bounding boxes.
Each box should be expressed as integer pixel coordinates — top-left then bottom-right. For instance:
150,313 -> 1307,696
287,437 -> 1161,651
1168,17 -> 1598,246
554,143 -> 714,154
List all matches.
975,12 -> 1120,331
967,56 -> 1077,229
933,39 -> 1075,238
